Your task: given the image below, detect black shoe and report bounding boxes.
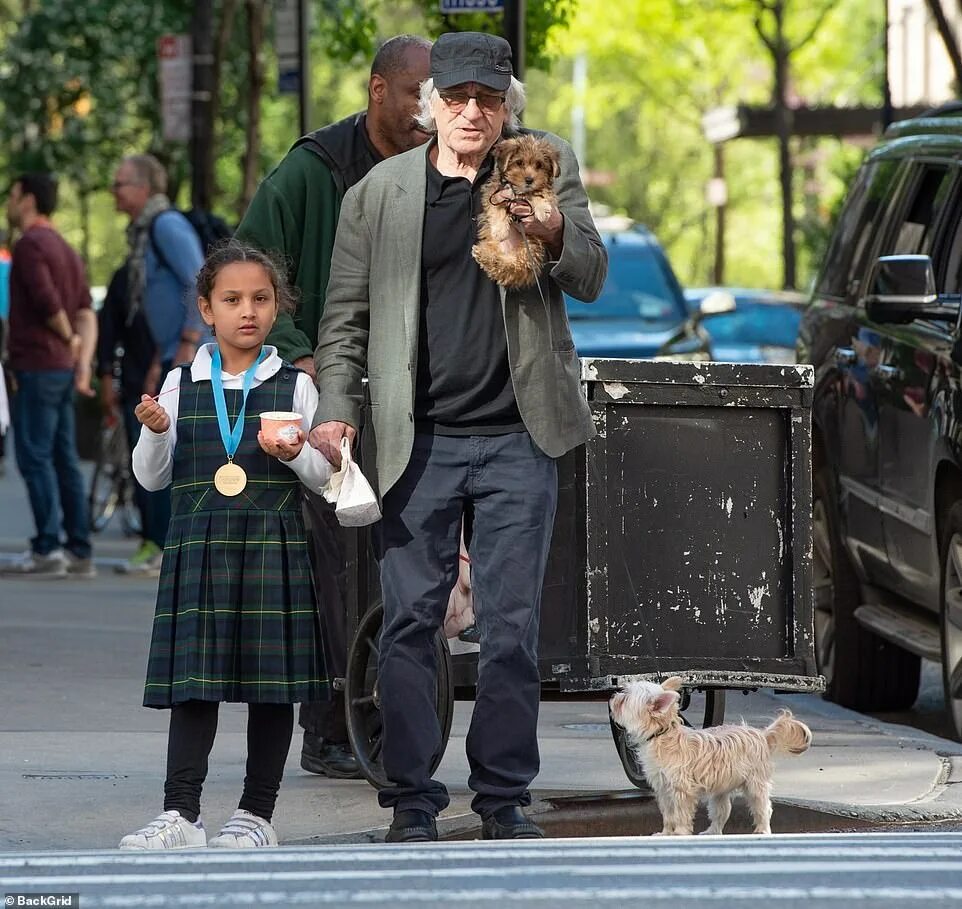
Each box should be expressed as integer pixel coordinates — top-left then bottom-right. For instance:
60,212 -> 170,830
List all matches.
481,806 -> 545,840
385,809 -> 438,843
300,734 -> 363,779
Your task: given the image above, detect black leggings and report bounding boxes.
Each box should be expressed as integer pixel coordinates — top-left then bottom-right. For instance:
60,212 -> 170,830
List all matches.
164,700 -> 294,823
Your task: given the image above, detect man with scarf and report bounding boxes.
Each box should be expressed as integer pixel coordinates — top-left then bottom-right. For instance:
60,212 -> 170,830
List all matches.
104,154 -> 205,576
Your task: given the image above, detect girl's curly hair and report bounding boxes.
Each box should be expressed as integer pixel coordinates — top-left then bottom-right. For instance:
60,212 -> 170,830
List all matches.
195,240 -> 298,315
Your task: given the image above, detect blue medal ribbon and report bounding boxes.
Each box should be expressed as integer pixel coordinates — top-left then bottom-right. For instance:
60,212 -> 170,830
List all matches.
210,346 -> 268,461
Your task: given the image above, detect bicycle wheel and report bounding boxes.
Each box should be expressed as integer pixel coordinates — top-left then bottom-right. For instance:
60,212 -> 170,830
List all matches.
345,602 -> 454,789
88,428 -> 121,533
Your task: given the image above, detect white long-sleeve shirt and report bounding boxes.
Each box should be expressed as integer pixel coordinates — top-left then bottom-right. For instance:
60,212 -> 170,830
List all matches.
132,344 -> 333,494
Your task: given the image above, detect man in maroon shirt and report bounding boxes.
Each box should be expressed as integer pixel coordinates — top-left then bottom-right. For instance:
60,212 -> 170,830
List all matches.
1,173 -> 97,579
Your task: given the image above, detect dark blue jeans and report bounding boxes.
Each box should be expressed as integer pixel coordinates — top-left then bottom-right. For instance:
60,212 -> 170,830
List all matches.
12,369 -> 92,558
376,432 -> 558,818
122,396 -> 171,549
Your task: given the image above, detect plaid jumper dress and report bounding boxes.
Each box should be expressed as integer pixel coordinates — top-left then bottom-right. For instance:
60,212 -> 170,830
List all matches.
143,364 -> 330,708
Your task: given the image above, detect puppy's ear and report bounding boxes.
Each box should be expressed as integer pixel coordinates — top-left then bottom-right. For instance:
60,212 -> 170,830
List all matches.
546,145 -> 561,179
651,690 -> 679,714
495,138 -> 517,167
662,676 -> 684,692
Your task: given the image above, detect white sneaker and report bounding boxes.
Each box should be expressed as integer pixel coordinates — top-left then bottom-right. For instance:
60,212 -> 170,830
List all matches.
208,809 -> 278,848
0,548 -> 67,578
119,810 -> 206,850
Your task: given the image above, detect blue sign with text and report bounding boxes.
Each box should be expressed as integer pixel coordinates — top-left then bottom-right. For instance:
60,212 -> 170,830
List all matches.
439,0 -> 504,12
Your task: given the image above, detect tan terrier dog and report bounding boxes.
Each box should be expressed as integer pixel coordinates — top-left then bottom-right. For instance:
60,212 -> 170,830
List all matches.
610,676 -> 812,836
473,134 -> 560,289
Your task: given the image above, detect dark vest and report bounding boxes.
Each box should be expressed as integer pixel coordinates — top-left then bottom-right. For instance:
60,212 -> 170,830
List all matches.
171,365 -> 302,515
292,112 -> 380,196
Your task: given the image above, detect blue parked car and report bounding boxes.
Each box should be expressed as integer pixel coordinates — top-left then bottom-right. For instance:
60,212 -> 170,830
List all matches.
565,224 -> 688,358
656,287 -> 807,364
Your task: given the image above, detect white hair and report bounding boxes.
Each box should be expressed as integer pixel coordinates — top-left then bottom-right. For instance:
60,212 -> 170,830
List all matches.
414,76 -> 526,134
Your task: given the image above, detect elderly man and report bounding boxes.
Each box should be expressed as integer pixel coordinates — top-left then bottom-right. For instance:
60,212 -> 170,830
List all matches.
237,34 -> 432,781
312,32 -> 607,842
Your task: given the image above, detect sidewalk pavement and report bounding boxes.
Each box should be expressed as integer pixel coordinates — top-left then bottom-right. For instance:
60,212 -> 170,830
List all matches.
2,450 -> 962,850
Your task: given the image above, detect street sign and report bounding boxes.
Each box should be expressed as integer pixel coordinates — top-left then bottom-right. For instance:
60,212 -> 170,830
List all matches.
157,34 -> 191,143
439,0 -> 505,12
275,0 -> 301,94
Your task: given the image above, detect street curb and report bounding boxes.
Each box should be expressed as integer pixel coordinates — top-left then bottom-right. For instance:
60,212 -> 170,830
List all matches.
289,696 -> 962,845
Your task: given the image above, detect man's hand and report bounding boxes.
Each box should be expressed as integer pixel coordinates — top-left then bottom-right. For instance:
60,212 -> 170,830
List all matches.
517,203 -> 564,257
174,340 -> 196,366
134,394 -> 171,434
99,378 -> 118,426
309,421 -> 356,468
293,356 -> 316,379
74,361 -> 95,397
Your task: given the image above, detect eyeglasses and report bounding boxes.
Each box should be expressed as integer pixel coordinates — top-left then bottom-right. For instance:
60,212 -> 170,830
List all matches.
110,181 -> 136,191
438,90 -> 506,114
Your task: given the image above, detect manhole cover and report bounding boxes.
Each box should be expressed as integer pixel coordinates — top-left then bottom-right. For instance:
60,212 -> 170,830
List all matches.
561,723 -> 609,733
23,772 -> 128,781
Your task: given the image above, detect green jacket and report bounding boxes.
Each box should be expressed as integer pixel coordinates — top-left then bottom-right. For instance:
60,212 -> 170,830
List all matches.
314,132 -> 608,497
235,145 -> 341,363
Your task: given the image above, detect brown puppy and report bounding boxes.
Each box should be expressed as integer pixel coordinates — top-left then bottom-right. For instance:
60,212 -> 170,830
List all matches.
610,676 -> 812,836
473,135 -> 560,289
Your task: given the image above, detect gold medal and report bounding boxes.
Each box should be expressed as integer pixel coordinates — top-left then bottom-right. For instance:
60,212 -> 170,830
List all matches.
214,461 -> 247,497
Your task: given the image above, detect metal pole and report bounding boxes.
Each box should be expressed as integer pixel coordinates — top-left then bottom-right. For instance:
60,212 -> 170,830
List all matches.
882,0 -> 893,130
503,0 -> 525,82
571,53 -> 587,164
713,145 -> 726,286
297,0 -> 310,135
190,0 -> 215,210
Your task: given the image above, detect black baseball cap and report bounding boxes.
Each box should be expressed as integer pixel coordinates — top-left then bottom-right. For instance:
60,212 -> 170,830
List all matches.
430,32 -> 513,92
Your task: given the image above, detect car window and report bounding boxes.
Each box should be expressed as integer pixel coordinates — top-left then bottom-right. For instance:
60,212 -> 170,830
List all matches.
702,304 -> 802,348
883,164 -> 952,259
817,158 -> 901,299
933,170 -> 962,293
566,237 -> 687,329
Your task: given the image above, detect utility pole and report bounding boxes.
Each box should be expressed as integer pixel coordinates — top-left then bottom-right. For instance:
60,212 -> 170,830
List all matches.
190,0 -> 215,211
502,0 -> 525,81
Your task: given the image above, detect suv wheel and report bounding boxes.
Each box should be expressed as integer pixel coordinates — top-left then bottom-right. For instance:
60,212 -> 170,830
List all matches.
939,503 -> 962,741
813,466 -> 920,710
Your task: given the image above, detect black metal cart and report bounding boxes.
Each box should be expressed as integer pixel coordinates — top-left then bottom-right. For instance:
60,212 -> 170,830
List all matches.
340,359 -> 824,789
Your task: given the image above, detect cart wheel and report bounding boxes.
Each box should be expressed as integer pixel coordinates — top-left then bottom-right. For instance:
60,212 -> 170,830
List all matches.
345,602 -> 455,789
609,688 -> 727,790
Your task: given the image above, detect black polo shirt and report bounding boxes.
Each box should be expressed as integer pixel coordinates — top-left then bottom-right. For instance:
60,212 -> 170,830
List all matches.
413,152 -> 524,436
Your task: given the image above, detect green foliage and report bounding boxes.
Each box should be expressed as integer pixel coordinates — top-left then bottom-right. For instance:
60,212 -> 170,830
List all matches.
315,0 -> 575,71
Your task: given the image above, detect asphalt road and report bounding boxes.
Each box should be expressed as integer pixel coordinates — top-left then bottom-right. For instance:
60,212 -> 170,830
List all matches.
2,833 -> 962,907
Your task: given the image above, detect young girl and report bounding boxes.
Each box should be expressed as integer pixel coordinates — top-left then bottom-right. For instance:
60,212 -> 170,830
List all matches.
120,243 -> 333,850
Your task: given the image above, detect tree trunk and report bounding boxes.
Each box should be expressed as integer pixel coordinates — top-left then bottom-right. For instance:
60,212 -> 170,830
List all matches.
771,1 -> 796,290
209,0 -> 240,211
240,0 -> 265,217
190,0 -> 216,211
925,0 -> 962,92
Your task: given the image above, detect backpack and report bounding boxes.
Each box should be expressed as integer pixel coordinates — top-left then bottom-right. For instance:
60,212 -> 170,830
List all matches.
148,207 -> 233,272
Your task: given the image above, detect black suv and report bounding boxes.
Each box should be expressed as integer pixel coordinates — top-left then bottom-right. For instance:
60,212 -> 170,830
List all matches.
798,102 -> 962,738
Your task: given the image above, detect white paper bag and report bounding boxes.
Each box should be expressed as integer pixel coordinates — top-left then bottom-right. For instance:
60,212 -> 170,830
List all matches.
322,437 -> 381,527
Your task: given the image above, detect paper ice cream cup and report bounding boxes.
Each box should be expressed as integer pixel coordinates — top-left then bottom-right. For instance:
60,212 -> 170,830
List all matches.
260,411 -> 303,444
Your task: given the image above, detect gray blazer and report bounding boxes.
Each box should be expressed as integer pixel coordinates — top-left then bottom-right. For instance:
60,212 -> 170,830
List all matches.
313,130 -> 608,497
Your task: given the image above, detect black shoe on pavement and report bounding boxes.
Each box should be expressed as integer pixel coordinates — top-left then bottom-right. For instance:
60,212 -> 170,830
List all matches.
385,809 -> 438,843
481,806 -> 545,840
300,734 -> 363,779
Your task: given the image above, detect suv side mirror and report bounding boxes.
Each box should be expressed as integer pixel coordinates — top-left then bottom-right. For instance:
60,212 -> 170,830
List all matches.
696,290 -> 736,320
865,255 -> 954,323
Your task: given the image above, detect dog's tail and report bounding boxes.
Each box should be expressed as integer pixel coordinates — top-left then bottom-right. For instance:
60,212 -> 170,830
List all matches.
764,709 -> 812,755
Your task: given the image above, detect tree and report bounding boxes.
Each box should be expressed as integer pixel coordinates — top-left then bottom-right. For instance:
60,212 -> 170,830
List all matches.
314,0 -> 575,71
924,0 -> 962,93
751,0 -> 837,289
